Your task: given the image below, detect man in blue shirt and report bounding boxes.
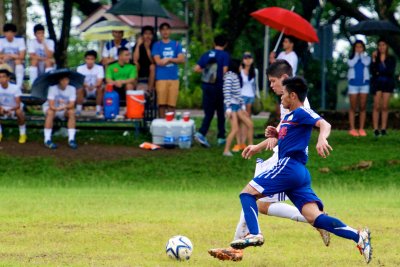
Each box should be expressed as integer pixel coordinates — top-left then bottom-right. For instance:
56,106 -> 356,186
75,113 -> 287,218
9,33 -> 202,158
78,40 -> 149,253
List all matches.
193,35 -> 230,147
228,77 -> 372,264
152,23 -> 184,118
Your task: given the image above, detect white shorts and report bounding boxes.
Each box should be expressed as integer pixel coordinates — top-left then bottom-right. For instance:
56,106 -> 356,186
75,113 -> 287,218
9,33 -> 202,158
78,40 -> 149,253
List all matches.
348,85 -> 369,95
254,149 -> 289,203
43,106 -> 66,120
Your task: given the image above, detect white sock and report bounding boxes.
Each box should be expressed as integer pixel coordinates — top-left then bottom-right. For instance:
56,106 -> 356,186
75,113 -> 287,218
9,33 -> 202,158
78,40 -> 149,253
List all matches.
45,67 -> 53,73
15,64 -> 24,89
68,128 -> 76,141
29,66 -> 38,84
267,202 -> 308,223
96,105 -> 101,113
19,124 -> 26,135
234,210 -> 250,240
44,128 -> 52,142
76,105 -> 83,112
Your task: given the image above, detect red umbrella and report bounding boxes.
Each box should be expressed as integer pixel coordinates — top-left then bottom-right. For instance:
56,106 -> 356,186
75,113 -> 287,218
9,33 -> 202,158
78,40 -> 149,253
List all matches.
251,7 -> 319,43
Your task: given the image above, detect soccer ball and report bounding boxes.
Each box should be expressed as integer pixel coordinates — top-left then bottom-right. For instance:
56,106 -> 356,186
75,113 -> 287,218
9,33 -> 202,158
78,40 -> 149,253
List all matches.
165,235 -> 193,261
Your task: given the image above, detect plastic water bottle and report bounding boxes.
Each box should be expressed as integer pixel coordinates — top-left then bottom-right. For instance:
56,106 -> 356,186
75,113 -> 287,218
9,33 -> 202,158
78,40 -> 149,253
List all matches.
163,125 -> 175,148
178,124 -> 192,149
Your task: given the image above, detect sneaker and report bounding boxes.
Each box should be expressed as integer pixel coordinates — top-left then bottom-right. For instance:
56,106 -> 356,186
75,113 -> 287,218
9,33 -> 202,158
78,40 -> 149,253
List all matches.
44,140 -> 57,149
230,233 -> 264,249
317,228 -> 330,246
194,132 -> 210,148
348,129 -> 359,137
95,112 -> 104,118
208,247 -> 243,261
232,144 -> 242,152
374,129 -> 380,138
358,129 -> 367,137
381,129 -> 387,136
68,140 -> 78,149
223,151 -> 233,157
217,138 -> 226,146
18,134 -> 27,144
357,227 -> 372,264
240,144 -> 247,150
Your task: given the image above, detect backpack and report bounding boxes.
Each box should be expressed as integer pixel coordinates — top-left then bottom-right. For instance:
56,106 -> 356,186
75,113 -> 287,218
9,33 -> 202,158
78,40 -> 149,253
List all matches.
201,53 -> 218,84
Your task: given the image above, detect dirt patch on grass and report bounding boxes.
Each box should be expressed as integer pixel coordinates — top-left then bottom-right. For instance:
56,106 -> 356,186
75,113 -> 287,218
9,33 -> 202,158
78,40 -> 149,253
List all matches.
0,140 -> 179,161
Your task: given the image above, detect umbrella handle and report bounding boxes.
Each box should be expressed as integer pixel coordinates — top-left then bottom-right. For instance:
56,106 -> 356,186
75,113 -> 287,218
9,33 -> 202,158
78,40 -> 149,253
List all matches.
272,6 -> 295,53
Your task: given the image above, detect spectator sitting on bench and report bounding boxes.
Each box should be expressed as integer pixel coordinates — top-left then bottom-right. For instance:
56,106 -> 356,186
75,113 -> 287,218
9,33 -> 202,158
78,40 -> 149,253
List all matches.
133,25 -> 155,92
0,68 -> 26,143
102,30 -> 131,66
0,23 -> 25,90
28,24 -> 55,85
42,73 -> 77,150
106,47 -> 137,100
76,50 -> 104,117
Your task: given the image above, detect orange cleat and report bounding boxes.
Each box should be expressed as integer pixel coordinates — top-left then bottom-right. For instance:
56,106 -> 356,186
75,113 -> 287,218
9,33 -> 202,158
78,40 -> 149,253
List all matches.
208,247 -> 243,261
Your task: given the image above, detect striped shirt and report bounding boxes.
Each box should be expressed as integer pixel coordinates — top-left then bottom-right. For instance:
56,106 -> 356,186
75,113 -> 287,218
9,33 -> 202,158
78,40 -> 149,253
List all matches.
223,71 -> 243,107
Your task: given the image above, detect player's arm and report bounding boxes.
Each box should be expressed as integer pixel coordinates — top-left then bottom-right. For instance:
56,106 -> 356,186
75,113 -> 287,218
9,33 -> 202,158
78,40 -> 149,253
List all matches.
242,137 -> 278,159
315,119 -> 332,158
66,100 -> 75,110
16,49 -> 25,61
43,43 -> 54,59
48,99 -> 63,111
169,53 -> 185,64
193,64 -> 202,73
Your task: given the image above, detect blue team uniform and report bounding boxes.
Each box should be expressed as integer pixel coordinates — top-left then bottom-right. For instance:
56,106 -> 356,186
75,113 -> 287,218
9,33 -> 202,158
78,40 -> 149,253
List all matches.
250,106 -> 324,212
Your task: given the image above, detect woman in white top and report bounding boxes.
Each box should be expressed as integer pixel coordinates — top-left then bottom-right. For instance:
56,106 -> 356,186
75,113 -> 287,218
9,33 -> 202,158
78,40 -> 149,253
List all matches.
232,52 -> 259,152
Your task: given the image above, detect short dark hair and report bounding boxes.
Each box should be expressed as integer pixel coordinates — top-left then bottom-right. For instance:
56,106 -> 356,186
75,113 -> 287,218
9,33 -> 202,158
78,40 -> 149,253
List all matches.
284,35 -> 296,44
0,68 -> 11,77
33,24 -> 45,33
159,22 -> 171,30
214,35 -> 227,47
3,23 -> 17,33
84,50 -> 98,59
117,47 -> 129,55
141,25 -> 154,35
267,59 -> 293,78
282,76 -> 308,102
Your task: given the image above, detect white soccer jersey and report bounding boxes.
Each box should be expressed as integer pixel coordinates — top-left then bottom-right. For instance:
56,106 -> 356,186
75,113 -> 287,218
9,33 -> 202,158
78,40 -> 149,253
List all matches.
277,51 -> 298,75
27,38 -> 54,58
102,39 -> 131,60
77,64 -> 104,87
0,37 -> 26,55
44,85 -> 76,108
0,83 -> 21,109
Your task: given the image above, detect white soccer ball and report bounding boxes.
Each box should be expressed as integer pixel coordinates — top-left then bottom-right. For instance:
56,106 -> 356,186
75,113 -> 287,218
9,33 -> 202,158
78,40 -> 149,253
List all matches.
165,235 -> 193,261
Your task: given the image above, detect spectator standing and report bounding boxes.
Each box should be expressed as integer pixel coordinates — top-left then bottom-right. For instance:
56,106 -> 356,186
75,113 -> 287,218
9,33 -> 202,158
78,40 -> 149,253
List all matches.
0,23 -> 25,89
152,22 -> 185,118
232,52 -> 259,152
102,30 -> 132,66
347,40 -> 371,137
222,59 -> 253,156
106,47 -> 137,100
193,35 -> 230,147
269,35 -> 298,75
42,73 -> 77,149
28,24 -> 55,84
133,26 -> 155,92
76,50 -> 105,117
370,38 -> 396,137
0,69 -> 26,143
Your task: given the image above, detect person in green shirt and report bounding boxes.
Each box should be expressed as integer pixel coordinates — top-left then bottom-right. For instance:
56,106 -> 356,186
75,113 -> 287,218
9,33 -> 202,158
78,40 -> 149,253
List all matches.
106,47 -> 137,99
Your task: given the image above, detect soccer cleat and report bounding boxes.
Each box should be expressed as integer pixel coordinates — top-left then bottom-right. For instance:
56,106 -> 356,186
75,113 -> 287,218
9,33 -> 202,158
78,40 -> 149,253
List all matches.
348,129 -> 359,137
357,227 -> 372,264
317,228 -> 330,246
373,129 -> 380,138
223,151 -> 233,157
18,134 -> 27,144
208,247 -> 243,261
68,140 -> 78,150
194,132 -> 210,148
44,140 -> 57,149
231,144 -> 242,152
358,129 -> 367,136
230,234 -> 264,249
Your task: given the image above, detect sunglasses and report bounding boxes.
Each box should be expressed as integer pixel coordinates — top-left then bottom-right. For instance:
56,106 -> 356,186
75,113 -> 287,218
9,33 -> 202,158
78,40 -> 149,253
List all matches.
243,55 -> 253,59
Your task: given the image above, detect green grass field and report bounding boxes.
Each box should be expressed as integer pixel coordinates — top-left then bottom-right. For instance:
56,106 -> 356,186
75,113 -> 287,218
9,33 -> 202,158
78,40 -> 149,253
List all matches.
0,121 -> 399,266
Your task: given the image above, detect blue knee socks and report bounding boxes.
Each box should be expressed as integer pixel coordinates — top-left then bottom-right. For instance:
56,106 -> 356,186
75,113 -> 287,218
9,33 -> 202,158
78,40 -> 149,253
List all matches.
314,214 -> 359,243
239,193 -> 260,235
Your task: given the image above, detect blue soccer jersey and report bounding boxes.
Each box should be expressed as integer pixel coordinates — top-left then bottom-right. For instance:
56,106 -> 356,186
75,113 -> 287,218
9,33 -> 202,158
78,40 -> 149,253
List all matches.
278,107 -> 321,164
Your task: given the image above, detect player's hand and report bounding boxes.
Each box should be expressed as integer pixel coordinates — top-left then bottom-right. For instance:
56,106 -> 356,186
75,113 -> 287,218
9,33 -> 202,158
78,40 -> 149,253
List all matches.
115,81 -> 123,87
137,36 -> 143,46
265,126 -> 278,138
242,144 -> 261,159
265,137 -> 278,150
316,138 -> 333,158
372,51 -> 377,61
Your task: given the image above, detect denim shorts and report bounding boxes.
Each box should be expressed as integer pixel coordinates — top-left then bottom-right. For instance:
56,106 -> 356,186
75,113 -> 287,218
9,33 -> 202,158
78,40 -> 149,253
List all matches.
242,96 -> 255,105
348,85 -> 369,95
226,104 -> 242,112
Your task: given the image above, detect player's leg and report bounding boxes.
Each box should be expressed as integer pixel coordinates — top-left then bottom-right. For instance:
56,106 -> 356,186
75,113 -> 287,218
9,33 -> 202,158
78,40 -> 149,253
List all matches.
29,58 -> 39,85
155,80 -> 167,118
166,80 -> 179,114
237,110 -> 253,145
380,92 -> 391,134
66,109 -> 77,149
76,88 -> 85,116
348,91 -> 358,136
44,58 -> 54,73
95,85 -> 104,116
148,64 -> 155,90
372,91 -> 381,136
14,59 -> 24,89
358,92 -> 368,135
223,111 -> 239,156
15,108 -> 27,144
44,109 -> 57,149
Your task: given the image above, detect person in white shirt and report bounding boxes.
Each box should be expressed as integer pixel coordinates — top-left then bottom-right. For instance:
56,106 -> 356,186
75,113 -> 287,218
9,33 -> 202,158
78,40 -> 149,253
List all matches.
43,74 -> 77,149
76,50 -> 105,117
269,35 -> 298,75
0,69 -> 26,143
28,24 -> 55,84
0,23 -> 26,89
101,30 -> 131,66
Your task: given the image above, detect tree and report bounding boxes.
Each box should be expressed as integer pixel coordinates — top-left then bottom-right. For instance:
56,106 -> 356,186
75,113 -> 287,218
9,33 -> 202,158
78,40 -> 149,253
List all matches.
11,0 -> 26,36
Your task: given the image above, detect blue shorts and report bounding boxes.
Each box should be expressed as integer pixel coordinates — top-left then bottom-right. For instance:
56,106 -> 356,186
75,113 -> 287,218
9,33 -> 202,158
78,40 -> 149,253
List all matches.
242,96 -> 255,105
249,157 -> 323,212
226,104 -> 242,112
348,85 -> 369,95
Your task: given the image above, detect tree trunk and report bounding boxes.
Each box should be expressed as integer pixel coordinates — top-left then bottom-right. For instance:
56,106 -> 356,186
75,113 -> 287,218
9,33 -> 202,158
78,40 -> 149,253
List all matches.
42,0 -> 57,44
57,0 -> 73,67
11,0 -> 27,37
0,0 -> 5,35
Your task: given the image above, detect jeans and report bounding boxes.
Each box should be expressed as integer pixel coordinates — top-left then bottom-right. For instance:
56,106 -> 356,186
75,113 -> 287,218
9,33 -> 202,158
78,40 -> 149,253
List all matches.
198,83 -> 225,139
